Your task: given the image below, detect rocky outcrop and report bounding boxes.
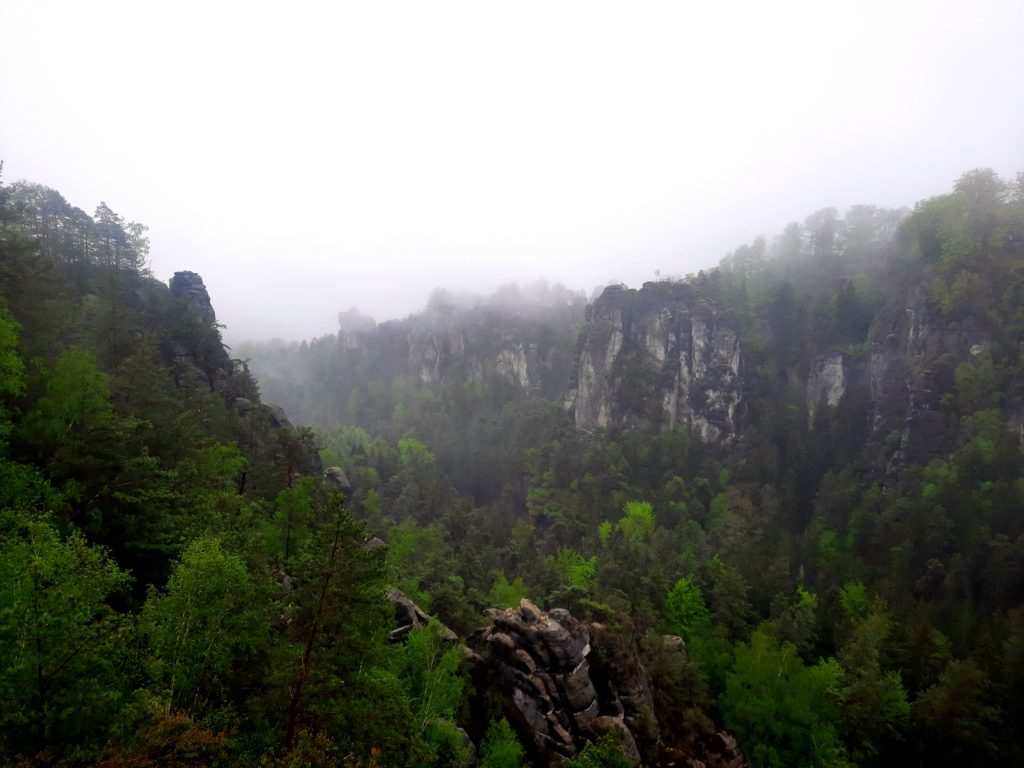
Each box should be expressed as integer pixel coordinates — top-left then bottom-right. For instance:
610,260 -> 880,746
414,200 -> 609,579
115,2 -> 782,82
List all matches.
806,352 -> 846,425
337,308 -> 377,350
471,599 -> 626,762
567,282 -> 743,442
496,344 -> 531,389
167,271 -> 230,390
470,600 -> 745,767
324,466 -> 353,495
170,270 -> 218,322
386,588 -> 458,643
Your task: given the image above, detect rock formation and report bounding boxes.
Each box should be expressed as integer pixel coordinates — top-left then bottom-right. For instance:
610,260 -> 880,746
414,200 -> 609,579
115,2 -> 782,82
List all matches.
806,351 -> 846,425
866,285 -> 988,479
170,270 -> 219,322
567,282 -> 743,442
386,588 -> 458,643
470,599 -> 744,767
471,599 -> 625,762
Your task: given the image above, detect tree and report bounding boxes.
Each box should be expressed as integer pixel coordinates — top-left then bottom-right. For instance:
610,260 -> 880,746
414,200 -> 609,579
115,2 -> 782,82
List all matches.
911,659 -> 1000,766
720,629 -> 847,768
836,611 -> 909,764
0,511 -> 130,759
141,537 -> 268,719
276,491 -> 403,759
618,500 -> 655,543
22,347 -> 121,501
398,624 -> 467,764
561,729 -> 635,768
665,576 -> 710,639
0,307 -> 25,443
479,718 -> 526,768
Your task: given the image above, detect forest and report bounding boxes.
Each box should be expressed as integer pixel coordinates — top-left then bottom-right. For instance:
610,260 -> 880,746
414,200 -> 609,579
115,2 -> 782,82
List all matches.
2,167 -> 1024,767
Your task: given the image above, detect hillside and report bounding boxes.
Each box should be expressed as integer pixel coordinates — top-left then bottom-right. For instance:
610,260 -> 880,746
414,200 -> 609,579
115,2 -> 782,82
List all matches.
240,169 -> 1024,766
2,169 -> 1024,767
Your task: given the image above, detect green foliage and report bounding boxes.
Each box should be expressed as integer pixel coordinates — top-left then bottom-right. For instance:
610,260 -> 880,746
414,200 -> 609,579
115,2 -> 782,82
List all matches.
0,510 -> 130,758
273,492 -> 412,760
953,351 -> 998,410
768,587 -> 819,658
141,537 -> 268,718
267,476 -> 318,563
618,500 -> 655,543
561,729 -> 635,768
22,347 -> 120,491
399,436 -> 436,468
4,169 -> 1024,764
0,308 -> 24,440
836,612 -> 909,764
479,718 -> 526,768
665,576 -> 711,638
553,547 -> 597,591
398,624 -> 466,760
911,659 -> 999,766
838,582 -> 871,621
721,629 -> 847,768
489,570 -> 529,608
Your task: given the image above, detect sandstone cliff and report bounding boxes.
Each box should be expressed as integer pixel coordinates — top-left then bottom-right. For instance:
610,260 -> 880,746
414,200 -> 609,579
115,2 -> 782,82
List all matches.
566,282 -> 743,442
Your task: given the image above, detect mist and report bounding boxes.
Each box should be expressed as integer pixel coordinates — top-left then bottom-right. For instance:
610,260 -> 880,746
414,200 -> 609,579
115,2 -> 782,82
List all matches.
2,1 -> 1022,343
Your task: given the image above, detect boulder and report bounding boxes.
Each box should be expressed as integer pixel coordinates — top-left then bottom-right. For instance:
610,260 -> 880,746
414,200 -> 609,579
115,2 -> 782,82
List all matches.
386,588 -> 458,643
325,466 -> 354,494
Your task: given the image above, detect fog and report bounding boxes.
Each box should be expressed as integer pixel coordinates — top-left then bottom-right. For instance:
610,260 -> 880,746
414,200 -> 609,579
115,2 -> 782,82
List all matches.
2,1 -> 1022,342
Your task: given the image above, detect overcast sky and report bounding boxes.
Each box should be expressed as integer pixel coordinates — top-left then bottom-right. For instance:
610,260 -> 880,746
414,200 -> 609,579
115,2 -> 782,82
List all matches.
2,1 -> 1022,341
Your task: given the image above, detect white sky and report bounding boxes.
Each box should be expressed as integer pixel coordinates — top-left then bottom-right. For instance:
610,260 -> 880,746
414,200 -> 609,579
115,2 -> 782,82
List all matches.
2,0 -> 1022,341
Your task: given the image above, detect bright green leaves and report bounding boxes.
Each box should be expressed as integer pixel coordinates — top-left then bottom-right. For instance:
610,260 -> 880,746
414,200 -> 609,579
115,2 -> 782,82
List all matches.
398,436 -> 436,469
278,492 -> 393,755
838,581 -> 872,622
665,577 -> 711,639
22,348 -> 120,496
141,537 -> 267,718
552,547 -> 597,591
479,718 -> 526,768
488,570 -> 529,609
27,347 -> 116,450
0,511 -> 129,756
267,476 -> 318,564
399,624 -> 466,763
721,629 -> 846,768
618,500 -> 655,543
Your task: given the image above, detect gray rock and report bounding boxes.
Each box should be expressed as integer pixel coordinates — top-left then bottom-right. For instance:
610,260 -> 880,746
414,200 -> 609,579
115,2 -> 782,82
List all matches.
169,270 -> 217,321
567,281 -> 743,442
386,588 -> 458,643
325,466 -> 353,494
471,600 -> 618,764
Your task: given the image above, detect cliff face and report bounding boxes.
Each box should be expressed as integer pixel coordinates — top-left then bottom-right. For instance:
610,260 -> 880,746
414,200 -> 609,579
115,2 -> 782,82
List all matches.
566,283 -> 743,442
243,299 -> 587,428
565,272 -> 1008,472
370,306 -> 584,399
406,318 -> 535,390
866,285 -> 990,478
